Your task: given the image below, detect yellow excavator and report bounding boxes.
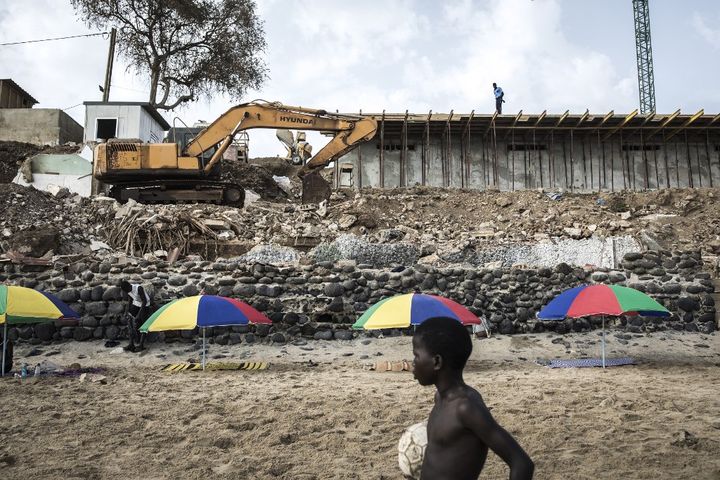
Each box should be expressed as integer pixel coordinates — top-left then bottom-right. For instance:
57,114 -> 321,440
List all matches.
93,100 -> 377,206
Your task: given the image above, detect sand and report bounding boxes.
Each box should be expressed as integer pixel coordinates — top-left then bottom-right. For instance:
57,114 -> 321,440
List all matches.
1,331 -> 719,480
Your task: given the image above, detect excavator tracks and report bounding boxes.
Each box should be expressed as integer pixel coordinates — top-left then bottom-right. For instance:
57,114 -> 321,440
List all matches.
108,180 -> 245,208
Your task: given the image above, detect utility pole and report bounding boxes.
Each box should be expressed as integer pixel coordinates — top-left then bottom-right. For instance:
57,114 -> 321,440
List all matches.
632,0 -> 655,114
102,28 -> 116,102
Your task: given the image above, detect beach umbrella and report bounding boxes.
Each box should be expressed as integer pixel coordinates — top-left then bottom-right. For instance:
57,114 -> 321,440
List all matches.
352,293 -> 484,330
537,284 -> 670,368
0,285 -> 80,376
139,295 -> 272,370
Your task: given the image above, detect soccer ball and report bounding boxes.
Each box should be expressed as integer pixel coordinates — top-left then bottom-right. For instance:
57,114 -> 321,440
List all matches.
398,421 -> 427,479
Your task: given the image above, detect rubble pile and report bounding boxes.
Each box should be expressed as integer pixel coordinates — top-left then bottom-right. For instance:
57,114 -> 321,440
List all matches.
249,156 -> 300,177
0,140 -> 717,266
0,184 -> 114,258
325,187 -> 720,263
0,181 -> 719,270
0,183 -> 62,225
321,187 -> 720,254
221,161 -> 288,200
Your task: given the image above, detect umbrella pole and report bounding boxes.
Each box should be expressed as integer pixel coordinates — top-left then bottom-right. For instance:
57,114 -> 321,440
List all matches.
1,323 -> 6,377
601,316 -> 606,369
202,327 -> 206,371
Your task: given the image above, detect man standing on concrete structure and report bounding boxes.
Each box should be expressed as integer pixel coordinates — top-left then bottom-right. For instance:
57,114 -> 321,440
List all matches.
493,83 -> 505,114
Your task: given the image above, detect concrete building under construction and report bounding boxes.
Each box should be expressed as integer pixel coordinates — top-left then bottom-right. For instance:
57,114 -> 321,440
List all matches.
334,109 -> 720,192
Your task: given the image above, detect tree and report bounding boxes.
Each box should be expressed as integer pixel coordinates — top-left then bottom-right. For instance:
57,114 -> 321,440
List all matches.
71,0 -> 267,110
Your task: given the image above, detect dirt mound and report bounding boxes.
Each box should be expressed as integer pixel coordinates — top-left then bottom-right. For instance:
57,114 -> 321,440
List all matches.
0,141 -> 41,183
221,161 -> 285,200
0,183 -> 60,226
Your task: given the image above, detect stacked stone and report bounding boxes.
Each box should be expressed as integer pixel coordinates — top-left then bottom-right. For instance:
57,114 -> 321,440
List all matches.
618,250 -> 715,334
0,250 -> 715,345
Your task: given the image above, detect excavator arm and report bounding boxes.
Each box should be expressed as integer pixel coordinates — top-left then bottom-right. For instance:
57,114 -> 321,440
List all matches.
184,100 -> 377,177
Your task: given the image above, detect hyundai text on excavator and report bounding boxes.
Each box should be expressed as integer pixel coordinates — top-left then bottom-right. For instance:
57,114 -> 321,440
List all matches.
92,101 -> 377,207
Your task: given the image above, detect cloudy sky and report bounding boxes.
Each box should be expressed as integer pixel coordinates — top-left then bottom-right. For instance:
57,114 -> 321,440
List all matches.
2,0 -> 720,156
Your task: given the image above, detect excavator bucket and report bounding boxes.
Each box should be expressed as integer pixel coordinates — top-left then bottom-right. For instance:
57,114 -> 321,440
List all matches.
276,129 -> 294,149
301,171 -> 332,204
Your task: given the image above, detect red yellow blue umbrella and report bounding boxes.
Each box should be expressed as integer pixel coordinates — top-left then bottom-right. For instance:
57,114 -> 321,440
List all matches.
0,285 -> 80,375
139,295 -> 271,369
352,293 -> 483,330
538,284 -> 670,368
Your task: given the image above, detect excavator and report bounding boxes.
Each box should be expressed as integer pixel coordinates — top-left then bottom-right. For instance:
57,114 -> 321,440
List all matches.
93,100 -> 377,207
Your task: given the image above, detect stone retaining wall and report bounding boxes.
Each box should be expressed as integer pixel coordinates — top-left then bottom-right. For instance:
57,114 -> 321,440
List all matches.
1,250 -> 715,345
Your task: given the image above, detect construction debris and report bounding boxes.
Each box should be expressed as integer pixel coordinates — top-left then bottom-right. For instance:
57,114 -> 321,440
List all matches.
221,160 -> 289,200
0,142 -> 718,267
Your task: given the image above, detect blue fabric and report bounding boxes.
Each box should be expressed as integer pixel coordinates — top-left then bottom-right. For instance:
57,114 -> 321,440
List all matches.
196,296 -> 250,327
409,295 -> 458,326
42,291 -> 80,318
635,310 -> 672,317
537,285 -> 587,320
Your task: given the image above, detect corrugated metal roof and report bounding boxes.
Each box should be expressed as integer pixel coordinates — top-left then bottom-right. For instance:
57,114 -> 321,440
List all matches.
0,78 -> 39,105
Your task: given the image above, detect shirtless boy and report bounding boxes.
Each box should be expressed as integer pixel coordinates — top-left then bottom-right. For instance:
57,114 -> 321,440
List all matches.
412,317 -> 534,479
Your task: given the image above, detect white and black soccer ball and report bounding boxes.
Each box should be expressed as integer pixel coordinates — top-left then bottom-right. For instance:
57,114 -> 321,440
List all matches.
398,421 -> 428,479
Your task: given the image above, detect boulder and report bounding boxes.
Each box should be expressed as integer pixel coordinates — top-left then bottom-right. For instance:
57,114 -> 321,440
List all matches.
334,330 -> 353,341
677,297 -> 700,312
7,227 -> 60,257
314,330 -> 333,341
73,327 -> 93,341
324,283 -> 345,297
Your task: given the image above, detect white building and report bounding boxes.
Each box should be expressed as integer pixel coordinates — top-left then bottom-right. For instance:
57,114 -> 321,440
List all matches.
83,101 -> 170,143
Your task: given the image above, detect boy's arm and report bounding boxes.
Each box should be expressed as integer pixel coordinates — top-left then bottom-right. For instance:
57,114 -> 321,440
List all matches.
458,400 -> 534,480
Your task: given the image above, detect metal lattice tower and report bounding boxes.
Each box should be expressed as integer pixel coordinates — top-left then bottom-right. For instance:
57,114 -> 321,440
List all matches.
632,0 -> 656,114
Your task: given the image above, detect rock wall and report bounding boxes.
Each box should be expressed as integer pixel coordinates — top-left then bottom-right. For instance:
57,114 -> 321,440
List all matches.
1,250 -> 715,345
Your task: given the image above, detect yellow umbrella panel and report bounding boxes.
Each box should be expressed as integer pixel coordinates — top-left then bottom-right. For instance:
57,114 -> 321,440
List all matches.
0,285 -> 80,376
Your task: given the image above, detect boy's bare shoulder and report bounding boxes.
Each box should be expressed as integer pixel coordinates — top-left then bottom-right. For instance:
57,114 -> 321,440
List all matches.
458,384 -> 484,403
455,386 -> 491,418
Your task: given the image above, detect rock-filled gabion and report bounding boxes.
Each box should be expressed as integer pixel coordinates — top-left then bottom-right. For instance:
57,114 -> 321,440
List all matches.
1,250 -> 715,345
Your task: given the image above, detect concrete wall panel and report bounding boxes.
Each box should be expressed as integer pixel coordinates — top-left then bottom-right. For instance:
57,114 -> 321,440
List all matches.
0,109 -> 82,145
349,127 -> 720,193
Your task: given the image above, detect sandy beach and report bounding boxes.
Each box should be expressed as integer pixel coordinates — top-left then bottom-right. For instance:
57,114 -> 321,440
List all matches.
1,331 -> 719,480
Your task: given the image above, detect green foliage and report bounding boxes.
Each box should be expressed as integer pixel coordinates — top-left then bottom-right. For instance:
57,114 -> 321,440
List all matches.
71,0 -> 268,110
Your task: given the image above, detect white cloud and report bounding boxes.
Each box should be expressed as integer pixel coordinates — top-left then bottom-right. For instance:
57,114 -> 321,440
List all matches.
693,11 -> 720,49
1,0 -> 714,158
255,0 -> 636,117
413,0 -> 635,113
0,0 -> 156,116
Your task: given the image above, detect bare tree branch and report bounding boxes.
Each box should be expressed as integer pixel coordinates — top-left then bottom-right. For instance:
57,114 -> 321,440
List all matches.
162,93 -> 195,110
